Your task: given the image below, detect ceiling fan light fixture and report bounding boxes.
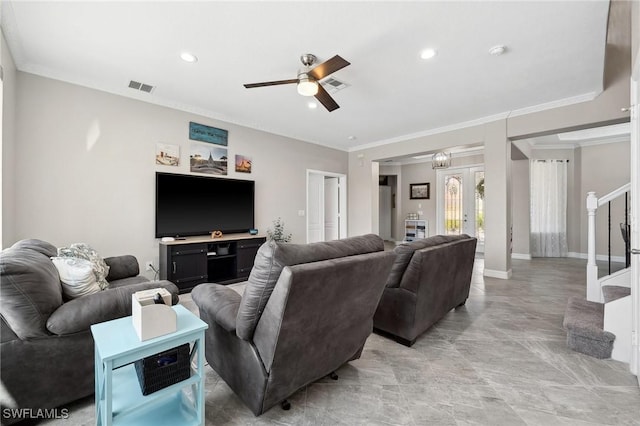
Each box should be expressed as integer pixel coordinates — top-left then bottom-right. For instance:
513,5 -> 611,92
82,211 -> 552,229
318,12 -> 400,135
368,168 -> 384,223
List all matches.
297,75 -> 318,96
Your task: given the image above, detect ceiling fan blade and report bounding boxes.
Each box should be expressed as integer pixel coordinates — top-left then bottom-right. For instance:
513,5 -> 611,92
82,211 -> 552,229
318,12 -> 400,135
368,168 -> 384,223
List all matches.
243,79 -> 298,88
308,55 -> 350,81
314,84 -> 340,112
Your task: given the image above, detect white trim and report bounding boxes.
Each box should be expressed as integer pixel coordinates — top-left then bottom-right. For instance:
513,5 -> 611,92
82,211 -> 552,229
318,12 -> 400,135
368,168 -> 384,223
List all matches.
529,136 -> 631,150
567,252 -> 626,263
512,253 -> 532,260
350,92 -> 600,152
508,92 -> 599,118
484,268 -> 513,279
348,113 -> 507,152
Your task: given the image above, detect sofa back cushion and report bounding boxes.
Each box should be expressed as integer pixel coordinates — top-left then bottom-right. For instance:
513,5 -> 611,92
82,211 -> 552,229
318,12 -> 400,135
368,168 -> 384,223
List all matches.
235,234 -> 384,340
386,235 -> 471,288
399,234 -> 477,294
0,239 -> 63,339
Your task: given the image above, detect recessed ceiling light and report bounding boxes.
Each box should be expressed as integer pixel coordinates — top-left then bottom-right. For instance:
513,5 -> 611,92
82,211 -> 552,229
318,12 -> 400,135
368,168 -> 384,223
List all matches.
180,52 -> 198,63
488,45 -> 506,56
308,102 -> 318,109
420,48 -> 437,60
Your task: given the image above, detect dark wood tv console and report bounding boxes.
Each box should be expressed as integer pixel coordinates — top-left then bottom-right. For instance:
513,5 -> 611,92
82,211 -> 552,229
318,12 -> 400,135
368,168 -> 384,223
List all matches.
159,233 -> 266,294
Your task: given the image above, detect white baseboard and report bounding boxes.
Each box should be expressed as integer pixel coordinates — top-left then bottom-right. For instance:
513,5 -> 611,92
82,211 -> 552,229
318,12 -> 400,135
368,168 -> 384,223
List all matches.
567,252 -> 626,263
512,253 -> 532,260
484,268 -> 512,279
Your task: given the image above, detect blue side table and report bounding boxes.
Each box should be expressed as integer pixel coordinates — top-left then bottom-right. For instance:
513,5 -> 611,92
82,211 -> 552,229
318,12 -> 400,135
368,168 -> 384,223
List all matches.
91,305 -> 208,426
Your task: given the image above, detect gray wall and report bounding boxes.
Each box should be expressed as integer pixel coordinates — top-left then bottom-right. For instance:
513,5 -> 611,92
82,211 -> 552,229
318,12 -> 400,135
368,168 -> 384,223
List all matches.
1,30 -> 17,248
511,159 -> 530,257
579,141 -> 631,257
8,72 -> 347,275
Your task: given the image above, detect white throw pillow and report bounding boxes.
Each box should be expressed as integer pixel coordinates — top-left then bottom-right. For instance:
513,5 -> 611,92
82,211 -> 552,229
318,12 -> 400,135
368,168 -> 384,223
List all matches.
51,257 -> 103,299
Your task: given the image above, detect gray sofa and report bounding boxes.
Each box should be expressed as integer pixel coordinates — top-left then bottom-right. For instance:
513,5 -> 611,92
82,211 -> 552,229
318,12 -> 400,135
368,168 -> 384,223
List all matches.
192,234 -> 395,416
0,239 -> 179,424
373,234 -> 477,346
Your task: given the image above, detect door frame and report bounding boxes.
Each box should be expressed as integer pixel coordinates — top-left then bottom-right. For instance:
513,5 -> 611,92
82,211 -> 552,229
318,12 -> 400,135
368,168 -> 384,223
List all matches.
630,59 -> 639,380
436,163 -> 485,251
306,170 -> 347,243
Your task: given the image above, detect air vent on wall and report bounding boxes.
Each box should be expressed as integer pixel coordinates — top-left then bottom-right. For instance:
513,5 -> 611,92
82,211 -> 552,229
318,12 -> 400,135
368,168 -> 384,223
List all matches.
320,77 -> 349,94
128,80 -> 155,93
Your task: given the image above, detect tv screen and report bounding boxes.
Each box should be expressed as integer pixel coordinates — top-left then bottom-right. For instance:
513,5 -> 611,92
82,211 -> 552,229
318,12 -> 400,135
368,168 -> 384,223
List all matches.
155,172 -> 255,238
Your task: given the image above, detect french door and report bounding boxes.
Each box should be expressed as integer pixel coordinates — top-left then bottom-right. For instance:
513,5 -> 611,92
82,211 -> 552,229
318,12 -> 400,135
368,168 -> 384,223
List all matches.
436,166 -> 485,251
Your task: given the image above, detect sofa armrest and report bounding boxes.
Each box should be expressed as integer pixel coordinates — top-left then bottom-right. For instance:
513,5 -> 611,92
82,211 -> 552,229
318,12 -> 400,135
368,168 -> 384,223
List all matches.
104,255 -> 140,282
46,280 -> 179,335
191,284 -> 241,332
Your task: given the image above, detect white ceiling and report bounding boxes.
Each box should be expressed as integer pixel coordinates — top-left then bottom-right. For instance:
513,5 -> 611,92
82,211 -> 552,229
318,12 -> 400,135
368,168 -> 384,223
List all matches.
1,1 -> 610,151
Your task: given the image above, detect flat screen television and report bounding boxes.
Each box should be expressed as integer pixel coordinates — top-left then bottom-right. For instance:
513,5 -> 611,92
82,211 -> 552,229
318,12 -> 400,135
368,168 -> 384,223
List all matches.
155,172 -> 255,238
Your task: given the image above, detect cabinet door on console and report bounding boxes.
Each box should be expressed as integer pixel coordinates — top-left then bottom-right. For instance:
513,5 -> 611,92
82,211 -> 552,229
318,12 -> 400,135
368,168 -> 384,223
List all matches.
236,238 -> 266,279
164,244 -> 207,293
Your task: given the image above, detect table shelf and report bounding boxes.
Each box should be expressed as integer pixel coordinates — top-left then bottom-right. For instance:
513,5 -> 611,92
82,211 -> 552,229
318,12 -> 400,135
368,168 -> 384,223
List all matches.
92,305 -> 208,426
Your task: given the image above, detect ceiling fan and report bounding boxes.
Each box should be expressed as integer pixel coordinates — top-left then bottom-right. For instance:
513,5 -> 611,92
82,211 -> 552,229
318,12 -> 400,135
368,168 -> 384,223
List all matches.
243,54 -> 350,112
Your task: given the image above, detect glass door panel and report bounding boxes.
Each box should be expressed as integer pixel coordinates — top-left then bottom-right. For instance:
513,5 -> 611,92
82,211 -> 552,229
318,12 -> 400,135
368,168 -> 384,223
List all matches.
437,166 -> 484,252
474,170 -> 485,245
444,174 -> 463,235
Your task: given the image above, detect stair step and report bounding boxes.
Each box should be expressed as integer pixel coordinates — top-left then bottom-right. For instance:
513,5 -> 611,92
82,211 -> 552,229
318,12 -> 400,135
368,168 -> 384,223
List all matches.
602,285 -> 631,303
563,297 -> 615,359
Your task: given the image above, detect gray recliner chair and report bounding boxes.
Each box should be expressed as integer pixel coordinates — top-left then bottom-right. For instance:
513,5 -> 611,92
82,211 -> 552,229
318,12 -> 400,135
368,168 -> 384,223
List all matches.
0,239 -> 179,424
192,234 -> 395,416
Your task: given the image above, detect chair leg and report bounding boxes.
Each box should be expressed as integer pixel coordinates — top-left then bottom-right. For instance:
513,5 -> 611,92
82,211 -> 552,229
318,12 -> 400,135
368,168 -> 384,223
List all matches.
456,299 -> 467,307
281,399 -> 291,410
328,371 -> 339,380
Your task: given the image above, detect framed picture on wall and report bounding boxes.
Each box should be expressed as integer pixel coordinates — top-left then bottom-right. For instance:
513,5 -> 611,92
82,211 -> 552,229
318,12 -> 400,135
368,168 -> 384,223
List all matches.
410,183 -> 430,199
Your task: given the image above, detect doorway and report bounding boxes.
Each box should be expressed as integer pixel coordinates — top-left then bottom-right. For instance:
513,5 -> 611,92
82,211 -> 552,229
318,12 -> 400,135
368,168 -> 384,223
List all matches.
436,165 -> 485,251
306,170 -> 347,243
378,175 -> 398,242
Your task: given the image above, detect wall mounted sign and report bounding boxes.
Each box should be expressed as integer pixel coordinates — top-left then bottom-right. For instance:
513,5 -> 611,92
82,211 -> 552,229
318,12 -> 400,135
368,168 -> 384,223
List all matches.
189,122 -> 228,146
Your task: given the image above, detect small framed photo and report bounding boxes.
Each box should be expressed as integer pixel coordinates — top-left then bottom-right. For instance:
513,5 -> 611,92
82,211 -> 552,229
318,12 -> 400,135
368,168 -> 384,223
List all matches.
410,183 -> 430,200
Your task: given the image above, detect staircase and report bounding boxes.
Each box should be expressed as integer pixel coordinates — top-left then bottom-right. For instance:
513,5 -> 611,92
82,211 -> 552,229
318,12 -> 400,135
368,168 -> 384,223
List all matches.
563,285 -> 630,359
567,184 -> 632,362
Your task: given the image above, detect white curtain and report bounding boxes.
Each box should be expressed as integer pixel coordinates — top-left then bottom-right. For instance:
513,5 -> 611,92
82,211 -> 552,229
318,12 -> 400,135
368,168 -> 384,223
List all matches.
530,160 -> 568,257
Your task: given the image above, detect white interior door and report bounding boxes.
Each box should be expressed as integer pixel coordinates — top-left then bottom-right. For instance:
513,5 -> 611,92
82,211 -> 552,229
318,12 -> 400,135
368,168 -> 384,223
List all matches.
436,166 -> 485,251
630,69 -> 640,380
307,170 -> 347,243
324,177 -> 340,241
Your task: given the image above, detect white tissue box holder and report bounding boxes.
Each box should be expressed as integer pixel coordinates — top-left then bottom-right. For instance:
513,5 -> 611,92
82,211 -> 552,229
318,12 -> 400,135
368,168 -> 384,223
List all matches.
132,288 -> 176,341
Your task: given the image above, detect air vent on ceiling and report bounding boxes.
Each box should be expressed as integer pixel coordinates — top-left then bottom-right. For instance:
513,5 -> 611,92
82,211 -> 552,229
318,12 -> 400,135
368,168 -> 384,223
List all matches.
128,80 -> 155,93
320,77 -> 349,94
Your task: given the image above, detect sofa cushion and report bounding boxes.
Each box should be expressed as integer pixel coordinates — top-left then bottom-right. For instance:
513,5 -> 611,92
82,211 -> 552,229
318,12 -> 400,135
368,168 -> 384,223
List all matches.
385,234 -> 473,288
58,243 -> 110,290
0,240 -> 63,339
51,257 -> 103,299
11,239 -> 58,258
104,255 -> 140,282
235,234 -> 384,340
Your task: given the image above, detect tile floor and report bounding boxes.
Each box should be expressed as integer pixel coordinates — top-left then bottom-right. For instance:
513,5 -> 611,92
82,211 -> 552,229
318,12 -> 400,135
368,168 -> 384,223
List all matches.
40,257 -> 640,425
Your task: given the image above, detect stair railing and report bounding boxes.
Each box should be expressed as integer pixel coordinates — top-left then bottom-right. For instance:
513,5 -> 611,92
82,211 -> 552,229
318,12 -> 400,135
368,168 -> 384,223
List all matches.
586,183 -> 631,302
